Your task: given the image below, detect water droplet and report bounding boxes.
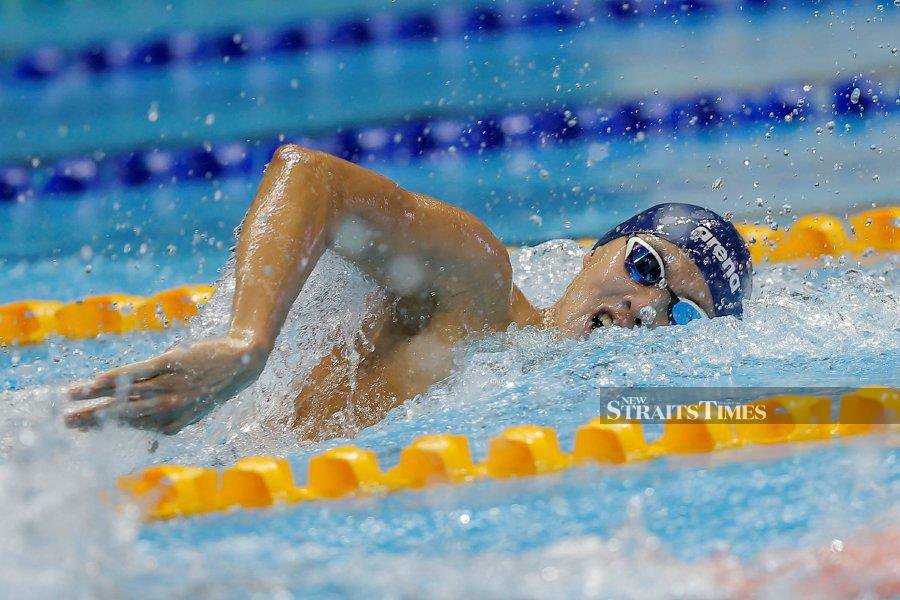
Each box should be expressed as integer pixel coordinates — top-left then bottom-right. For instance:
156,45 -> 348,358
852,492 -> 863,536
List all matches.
19,429 -> 36,446
637,305 -> 656,325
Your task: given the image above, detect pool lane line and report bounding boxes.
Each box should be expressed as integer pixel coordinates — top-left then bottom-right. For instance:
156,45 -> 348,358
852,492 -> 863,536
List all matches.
0,206 -> 896,347
2,70 -> 898,201
116,387 -> 898,521
8,0 -> 879,84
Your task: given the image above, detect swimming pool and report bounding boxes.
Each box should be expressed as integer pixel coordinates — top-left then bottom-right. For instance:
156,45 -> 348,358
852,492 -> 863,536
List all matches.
1,1 -> 898,597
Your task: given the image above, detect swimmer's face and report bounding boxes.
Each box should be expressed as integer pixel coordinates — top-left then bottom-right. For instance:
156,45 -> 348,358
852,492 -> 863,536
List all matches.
551,235 -> 715,338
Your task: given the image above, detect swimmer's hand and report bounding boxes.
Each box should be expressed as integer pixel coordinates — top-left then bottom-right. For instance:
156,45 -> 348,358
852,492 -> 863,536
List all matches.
65,337 -> 265,434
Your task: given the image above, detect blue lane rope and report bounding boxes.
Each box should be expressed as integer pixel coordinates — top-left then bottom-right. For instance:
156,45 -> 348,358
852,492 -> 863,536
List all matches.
0,73 -> 897,201
6,0 -> 887,83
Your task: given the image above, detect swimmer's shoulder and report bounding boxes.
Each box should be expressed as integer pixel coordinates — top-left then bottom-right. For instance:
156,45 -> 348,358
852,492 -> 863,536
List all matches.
402,192 -> 514,315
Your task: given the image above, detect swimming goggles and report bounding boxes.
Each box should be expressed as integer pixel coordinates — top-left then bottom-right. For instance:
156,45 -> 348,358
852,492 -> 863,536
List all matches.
624,236 -> 708,326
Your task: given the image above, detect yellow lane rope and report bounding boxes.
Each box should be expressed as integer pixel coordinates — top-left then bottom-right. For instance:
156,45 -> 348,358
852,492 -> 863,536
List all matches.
0,285 -> 214,346
117,387 -> 897,521
1,206 -> 896,346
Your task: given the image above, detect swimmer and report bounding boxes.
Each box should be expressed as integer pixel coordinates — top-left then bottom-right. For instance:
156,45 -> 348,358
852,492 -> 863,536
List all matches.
66,145 -> 752,437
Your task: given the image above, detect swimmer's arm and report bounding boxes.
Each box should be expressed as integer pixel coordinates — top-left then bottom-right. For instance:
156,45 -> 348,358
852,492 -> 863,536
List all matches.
66,145 -> 513,433
225,144 -> 332,355
229,144 -> 514,354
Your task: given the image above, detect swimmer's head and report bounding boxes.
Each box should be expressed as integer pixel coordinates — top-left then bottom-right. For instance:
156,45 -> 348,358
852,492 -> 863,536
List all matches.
551,203 -> 753,337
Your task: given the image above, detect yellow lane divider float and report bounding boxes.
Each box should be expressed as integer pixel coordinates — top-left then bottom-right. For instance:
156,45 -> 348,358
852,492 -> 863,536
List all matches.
119,387 -> 897,521
0,285 -> 214,346
733,206 -> 899,265
1,206 -> 897,346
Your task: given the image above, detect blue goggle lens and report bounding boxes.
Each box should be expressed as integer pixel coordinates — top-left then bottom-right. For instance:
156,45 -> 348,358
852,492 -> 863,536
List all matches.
625,241 -> 664,286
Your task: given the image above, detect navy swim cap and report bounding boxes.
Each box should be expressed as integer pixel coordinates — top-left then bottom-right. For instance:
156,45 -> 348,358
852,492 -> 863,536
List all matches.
593,203 -> 753,317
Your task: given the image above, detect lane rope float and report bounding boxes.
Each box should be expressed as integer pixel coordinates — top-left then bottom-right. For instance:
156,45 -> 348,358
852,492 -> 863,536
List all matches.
0,284 -> 213,346
0,206 -> 896,346
116,387 -> 898,521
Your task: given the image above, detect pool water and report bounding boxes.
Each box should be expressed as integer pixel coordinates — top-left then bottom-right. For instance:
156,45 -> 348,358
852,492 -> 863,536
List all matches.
1,241 -> 897,597
1,0 -> 899,597
2,111 -> 898,304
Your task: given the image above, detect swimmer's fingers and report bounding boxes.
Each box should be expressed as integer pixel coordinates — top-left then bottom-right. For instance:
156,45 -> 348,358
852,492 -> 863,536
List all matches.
63,395 -> 155,429
64,396 -> 126,429
64,393 -> 192,432
109,395 -> 211,435
69,353 -> 179,400
107,372 -> 194,399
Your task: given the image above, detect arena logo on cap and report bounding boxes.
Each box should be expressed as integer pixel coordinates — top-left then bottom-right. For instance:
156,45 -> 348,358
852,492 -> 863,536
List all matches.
690,225 -> 741,293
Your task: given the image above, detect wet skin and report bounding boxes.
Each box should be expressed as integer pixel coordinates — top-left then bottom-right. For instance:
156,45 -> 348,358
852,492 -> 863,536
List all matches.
66,146 -> 713,438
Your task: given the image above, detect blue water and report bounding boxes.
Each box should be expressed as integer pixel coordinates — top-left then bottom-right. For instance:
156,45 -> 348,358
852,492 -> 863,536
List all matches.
2,111 -> 898,304
2,238 -> 897,596
1,1 -> 898,598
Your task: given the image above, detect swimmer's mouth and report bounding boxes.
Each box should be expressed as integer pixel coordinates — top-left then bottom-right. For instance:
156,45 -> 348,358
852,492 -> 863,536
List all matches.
586,309 -> 614,335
